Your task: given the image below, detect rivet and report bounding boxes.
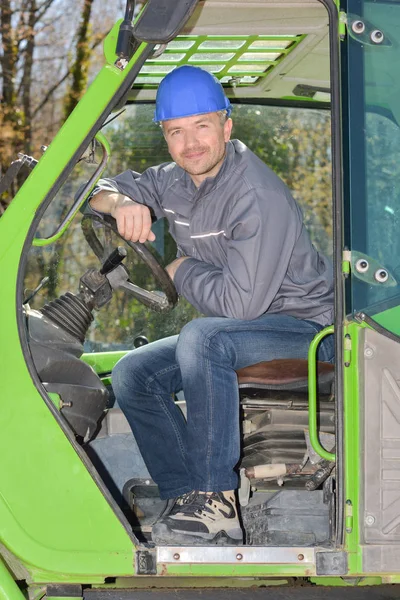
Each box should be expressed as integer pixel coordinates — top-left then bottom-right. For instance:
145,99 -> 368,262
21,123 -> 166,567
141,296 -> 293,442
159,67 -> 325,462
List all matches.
371,29 -> 384,44
173,553 -> 180,560
298,553 -> 305,561
364,347 -> 374,358
365,515 -> 375,526
352,20 -> 365,34
236,553 -> 243,561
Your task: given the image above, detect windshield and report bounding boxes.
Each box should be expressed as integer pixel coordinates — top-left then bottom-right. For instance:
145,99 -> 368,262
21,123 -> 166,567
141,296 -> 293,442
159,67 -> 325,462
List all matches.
24,103 -> 332,352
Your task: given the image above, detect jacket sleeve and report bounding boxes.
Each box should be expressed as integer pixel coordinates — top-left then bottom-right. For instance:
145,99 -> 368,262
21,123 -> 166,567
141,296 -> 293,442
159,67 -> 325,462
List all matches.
173,187 -> 300,320
87,167 -> 166,220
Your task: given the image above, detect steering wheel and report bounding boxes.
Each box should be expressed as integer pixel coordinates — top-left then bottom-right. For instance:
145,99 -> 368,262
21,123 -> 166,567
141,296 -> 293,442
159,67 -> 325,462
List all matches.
81,213 -> 178,313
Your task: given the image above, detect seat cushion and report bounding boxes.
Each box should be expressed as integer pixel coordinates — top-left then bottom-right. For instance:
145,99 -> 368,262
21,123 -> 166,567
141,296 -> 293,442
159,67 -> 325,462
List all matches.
236,358 -> 334,391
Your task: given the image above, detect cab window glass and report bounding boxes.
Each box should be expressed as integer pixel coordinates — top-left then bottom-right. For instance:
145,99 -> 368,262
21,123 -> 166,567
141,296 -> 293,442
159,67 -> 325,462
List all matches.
24,103 -> 332,352
345,0 -> 400,322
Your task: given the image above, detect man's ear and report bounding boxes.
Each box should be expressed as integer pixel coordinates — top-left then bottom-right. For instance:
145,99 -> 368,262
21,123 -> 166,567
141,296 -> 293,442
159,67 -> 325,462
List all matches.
224,117 -> 233,142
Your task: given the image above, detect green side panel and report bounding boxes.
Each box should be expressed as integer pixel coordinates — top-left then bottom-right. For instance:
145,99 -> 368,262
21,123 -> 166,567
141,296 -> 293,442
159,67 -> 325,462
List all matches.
309,577 -> 382,586
0,558 -> 26,600
0,26 -> 152,582
372,305 -> 400,338
155,564 -> 316,577
81,351 -> 127,374
343,321 -> 364,574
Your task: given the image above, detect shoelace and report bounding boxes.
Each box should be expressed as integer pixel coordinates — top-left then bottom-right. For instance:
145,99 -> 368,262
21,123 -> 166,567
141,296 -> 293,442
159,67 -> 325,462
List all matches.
176,491 -> 216,515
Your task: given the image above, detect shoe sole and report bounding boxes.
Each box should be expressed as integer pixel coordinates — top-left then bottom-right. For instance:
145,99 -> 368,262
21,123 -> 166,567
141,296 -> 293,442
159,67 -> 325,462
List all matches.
152,523 -> 243,546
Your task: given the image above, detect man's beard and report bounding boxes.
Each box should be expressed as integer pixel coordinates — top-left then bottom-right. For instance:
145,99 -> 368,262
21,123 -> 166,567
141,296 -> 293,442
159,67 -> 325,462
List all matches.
179,146 -> 225,176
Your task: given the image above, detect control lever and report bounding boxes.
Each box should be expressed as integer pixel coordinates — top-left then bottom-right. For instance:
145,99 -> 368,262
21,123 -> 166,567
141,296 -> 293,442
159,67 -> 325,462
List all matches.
100,246 -> 127,275
23,276 -> 50,305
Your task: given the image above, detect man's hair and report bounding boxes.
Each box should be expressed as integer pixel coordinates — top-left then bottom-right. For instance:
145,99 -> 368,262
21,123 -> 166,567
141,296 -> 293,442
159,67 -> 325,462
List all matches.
217,109 -> 229,125
160,109 -> 229,133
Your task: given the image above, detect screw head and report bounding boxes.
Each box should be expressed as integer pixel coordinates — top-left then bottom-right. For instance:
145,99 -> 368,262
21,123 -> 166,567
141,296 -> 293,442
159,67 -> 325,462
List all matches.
356,258 -> 369,273
365,515 -> 375,526
352,20 -> 366,34
374,268 -> 389,283
236,553 -> 243,561
173,553 -> 180,560
364,346 -> 374,358
298,553 -> 305,561
371,29 -> 384,43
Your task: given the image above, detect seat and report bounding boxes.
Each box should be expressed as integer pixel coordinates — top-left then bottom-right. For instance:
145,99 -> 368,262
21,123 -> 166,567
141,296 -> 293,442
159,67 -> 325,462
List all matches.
237,358 -> 334,395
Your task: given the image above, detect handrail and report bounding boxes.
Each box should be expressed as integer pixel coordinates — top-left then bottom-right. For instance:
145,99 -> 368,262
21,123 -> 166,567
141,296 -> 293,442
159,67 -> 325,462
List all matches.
308,324 -> 336,461
32,131 -> 110,247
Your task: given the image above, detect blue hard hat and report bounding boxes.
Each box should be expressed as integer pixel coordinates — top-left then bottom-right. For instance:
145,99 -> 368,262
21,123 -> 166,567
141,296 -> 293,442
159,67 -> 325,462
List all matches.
153,65 -> 232,122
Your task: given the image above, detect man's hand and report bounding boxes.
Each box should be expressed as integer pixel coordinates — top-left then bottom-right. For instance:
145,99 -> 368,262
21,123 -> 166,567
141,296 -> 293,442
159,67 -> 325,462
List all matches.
89,191 -> 155,243
166,257 -> 190,281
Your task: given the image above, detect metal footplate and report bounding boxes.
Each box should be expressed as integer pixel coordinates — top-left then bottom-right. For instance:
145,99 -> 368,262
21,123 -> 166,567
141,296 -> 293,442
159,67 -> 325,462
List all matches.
136,547 -> 347,575
157,546 -> 315,565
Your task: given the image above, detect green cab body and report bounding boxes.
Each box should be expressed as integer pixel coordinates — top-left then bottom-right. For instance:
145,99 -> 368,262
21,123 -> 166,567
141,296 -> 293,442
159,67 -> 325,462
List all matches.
1,0 -> 400,596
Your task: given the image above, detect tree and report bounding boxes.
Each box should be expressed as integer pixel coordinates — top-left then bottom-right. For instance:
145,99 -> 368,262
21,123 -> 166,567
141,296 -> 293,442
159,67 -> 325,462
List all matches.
0,0 -> 116,212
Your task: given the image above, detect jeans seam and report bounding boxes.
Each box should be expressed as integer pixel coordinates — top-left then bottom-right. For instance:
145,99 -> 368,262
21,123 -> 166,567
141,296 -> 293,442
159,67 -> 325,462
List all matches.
144,365 -> 188,462
202,328 -> 237,490
204,342 -> 214,489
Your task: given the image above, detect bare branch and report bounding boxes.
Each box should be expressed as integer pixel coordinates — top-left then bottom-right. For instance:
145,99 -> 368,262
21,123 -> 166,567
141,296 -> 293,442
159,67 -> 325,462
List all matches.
90,31 -> 108,50
32,70 -> 70,118
34,0 -> 56,23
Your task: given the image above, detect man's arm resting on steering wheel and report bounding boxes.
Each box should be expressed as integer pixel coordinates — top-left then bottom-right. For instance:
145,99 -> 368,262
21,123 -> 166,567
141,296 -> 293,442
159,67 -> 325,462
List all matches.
89,190 -> 156,244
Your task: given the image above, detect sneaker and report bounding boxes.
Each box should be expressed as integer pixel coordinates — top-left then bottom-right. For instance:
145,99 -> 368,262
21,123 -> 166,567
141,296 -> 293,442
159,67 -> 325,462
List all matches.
151,490 -> 243,545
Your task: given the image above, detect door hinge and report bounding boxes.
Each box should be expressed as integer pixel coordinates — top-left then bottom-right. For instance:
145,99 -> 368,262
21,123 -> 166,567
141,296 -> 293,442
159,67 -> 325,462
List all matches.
342,249 -> 351,277
339,11 -> 347,40
345,499 -> 353,533
344,333 -> 352,367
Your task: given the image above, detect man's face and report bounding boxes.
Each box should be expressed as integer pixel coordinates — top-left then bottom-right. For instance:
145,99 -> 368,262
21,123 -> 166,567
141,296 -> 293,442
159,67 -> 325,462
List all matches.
162,112 -> 233,185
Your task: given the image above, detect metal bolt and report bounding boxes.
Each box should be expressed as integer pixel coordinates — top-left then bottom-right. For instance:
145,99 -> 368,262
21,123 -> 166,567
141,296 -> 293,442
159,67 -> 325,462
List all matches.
236,553 -> 243,561
173,553 -> 180,560
364,346 -> 374,358
298,554 -> 305,561
355,258 -> 369,273
352,20 -> 365,34
59,400 -> 72,408
365,515 -> 375,526
371,29 -> 384,44
375,268 -> 389,283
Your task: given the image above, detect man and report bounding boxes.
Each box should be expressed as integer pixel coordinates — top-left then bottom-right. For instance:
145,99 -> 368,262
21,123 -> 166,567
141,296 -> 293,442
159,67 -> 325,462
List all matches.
88,65 -> 334,546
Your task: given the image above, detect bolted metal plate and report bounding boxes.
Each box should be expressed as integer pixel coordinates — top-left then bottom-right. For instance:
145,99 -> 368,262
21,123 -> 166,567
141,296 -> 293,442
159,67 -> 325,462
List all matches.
157,546 -> 315,565
316,551 -> 348,575
136,550 -> 157,575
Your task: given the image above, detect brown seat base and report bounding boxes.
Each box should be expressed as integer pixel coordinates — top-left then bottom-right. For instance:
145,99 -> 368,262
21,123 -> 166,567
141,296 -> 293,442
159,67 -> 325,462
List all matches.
236,358 -> 334,387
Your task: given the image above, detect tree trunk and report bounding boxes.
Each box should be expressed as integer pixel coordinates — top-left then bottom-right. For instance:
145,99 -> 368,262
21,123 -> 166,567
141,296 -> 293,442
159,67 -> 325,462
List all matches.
0,0 -> 17,106
64,0 -> 94,119
22,0 -> 37,154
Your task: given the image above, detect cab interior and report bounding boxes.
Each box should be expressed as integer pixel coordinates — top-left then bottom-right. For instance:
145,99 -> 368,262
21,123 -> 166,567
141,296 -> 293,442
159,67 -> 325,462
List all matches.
23,0 -> 339,549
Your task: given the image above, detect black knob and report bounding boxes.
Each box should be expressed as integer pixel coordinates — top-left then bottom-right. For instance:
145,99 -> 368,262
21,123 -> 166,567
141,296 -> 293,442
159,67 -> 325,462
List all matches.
134,335 -> 149,348
100,247 -> 127,275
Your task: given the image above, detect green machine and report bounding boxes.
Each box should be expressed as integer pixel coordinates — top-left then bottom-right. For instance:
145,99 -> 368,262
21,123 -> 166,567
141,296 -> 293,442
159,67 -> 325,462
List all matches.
2,0 -> 400,596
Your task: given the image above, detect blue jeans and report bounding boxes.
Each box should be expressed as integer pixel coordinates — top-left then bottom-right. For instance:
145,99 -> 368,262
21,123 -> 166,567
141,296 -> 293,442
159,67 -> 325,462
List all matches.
112,314 -> 334,500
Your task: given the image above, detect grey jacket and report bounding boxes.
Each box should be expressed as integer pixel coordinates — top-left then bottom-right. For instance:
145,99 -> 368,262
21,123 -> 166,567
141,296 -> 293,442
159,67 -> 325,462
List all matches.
93,140 -> 334,325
